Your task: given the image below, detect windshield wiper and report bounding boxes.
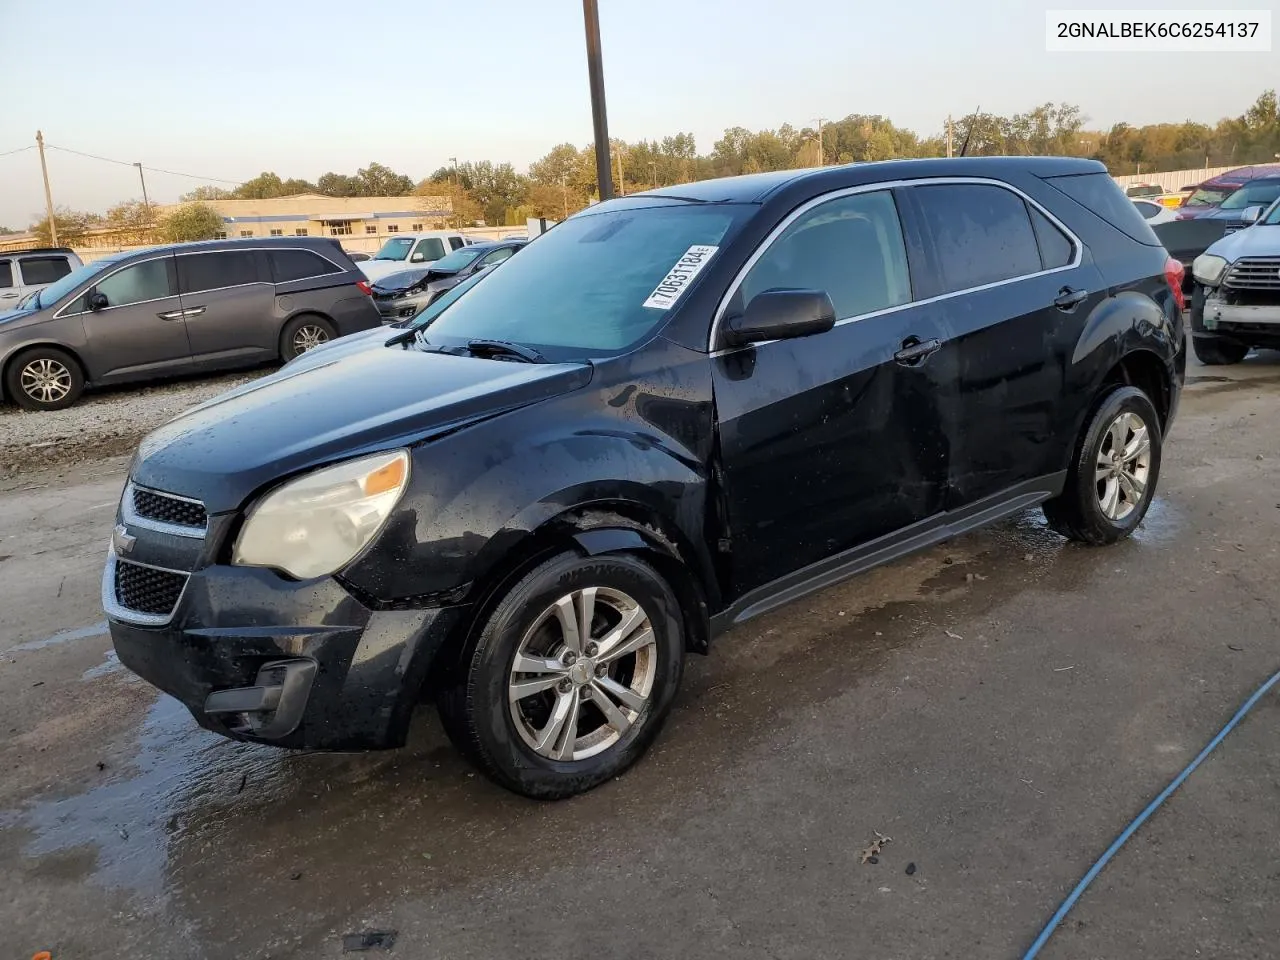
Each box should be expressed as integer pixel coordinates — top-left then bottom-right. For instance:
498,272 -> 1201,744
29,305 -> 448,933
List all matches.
465,339 -> 546,363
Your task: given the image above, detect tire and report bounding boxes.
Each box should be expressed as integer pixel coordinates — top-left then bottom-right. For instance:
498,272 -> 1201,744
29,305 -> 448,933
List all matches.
438,551 -> 686,800
1043,385 -> 1161,545
279,315 -> 336,361
1192,335 -> 1248,366
5,346 -> 85,411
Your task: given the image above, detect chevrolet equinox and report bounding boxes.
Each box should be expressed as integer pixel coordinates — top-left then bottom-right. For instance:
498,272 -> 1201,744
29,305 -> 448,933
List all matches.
105,158 -> 1186,799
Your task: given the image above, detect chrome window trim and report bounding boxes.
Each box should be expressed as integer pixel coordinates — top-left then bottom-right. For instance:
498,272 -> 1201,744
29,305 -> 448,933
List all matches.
52,245 -> 346,319
101,549 -> 190,627
707,176 -> 1083,355
122,481 -> 208,538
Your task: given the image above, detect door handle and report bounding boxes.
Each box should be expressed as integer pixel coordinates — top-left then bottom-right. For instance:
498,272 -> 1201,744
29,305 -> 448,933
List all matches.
157,310 -> 184,321
1053,286 -> 1089,311
0,292 -> 18,299
894,337 -> 941,366
181,307 -> 206,318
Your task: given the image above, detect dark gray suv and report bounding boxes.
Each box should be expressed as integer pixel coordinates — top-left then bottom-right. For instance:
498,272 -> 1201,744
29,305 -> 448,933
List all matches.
0,237 -> 380,410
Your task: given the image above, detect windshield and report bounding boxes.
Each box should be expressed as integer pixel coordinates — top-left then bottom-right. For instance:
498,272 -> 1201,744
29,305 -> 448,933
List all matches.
30,257 -> 121,309
1221,182 -> 1280,210
429,248 -> 486,272
372,237 -> 415,261
420,203 -> 745,360
1185,186 -> 1233,208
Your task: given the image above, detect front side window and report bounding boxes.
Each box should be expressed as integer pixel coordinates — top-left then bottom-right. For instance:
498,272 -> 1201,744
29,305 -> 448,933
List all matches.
412,238 -> 447,262
429,248 -> 485,273
914,184 -> 1042,293
94,258 -> 176,308
19,256 -> 72,286
448,236 -> 466,250
478,246 -> 516,267
176,251 -> 259,294
740,190 -> 911,321
424,203 -> 744,360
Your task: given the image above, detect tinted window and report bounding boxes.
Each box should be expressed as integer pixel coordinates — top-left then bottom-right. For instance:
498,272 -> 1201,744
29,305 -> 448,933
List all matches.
448,237 -> 466,250
913,184 -> 1041,293
1131,200 -> 1160,218
94,258 -> 175,308
0,260 -> 11,289
268,249 -> 342,283
741,190 -> 910,320
19,256 -> 72,286
413,238 -> 447,261
1043,172 -> 1161,245
176,251 -> 259,294
478,246 -> 516,267
1031,206 -> 1075,268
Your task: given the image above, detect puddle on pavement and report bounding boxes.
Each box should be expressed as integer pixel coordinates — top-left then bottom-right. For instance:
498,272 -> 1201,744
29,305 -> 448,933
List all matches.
81,649 -> 130,681
9,620 -> 108,653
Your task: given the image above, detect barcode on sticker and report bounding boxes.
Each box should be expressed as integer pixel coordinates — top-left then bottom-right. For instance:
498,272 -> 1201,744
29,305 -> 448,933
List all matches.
642,245 -> 719,311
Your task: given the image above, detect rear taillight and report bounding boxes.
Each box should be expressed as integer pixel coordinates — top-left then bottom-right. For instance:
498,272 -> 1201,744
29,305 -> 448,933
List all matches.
1164,257 -> 1186,312
356,280 -> 372,296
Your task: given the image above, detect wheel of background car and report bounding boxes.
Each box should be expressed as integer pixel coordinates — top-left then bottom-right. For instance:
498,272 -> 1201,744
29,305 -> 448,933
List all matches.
5,346 -> 85,411
1043,384 -> 1161,545
436,550 -> 686,800
1191,336 -> 1249,366
279,315 -> 336,361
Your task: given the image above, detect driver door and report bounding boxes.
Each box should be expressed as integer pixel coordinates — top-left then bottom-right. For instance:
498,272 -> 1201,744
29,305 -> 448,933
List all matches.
76,255 -> 193,382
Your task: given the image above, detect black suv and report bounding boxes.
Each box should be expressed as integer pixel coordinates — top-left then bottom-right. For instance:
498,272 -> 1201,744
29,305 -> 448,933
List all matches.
0,238 -> 379,410
105,158 -> 1185,799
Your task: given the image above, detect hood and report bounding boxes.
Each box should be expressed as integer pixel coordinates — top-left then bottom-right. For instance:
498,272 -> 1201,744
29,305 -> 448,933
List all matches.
373,268 -> 435,292
131,346 -> 593,513
1205,222 -> 1280,262
279,326 -> 392,368
360,258 -> 441,282
0,303 -> 42,326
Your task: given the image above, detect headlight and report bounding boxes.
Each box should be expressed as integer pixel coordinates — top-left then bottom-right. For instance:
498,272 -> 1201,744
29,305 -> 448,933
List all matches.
232,450 -> 409,579
1192,254 -> 1228,286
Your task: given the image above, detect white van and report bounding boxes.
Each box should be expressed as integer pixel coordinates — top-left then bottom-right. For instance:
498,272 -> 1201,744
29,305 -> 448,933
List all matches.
358,231 -> 474,283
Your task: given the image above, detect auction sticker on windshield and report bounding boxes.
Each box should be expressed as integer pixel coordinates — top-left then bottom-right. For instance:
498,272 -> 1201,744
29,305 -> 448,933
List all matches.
642,245 -> 719,310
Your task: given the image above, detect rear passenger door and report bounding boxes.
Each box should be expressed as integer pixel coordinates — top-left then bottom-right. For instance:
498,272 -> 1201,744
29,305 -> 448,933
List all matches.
902,181 -> 1106,508
175,249 -> 277,367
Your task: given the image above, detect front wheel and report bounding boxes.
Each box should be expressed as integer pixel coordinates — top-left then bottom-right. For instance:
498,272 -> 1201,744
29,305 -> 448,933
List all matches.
1043,385 -> 1161,545
1192,335 -> 1248,366
5,346 -> 85,411
438,551 -> 686,799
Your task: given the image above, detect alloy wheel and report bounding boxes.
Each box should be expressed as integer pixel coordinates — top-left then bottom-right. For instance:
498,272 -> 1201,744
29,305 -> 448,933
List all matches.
508,586 -> 658,762
1095,410 -> 1151,521
293,325 -> 330,353
20,358 -> 72,405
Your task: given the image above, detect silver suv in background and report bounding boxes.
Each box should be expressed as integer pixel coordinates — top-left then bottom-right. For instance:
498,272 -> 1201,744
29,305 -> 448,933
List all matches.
0,247 -> 83,308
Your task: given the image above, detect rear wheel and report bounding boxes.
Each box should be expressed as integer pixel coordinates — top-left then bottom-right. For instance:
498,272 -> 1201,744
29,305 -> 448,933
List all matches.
1043,385 -> 1161,545
5,346 -> 85,411
280,315 -> 336,361
1192,335 -> 1248,366
438,551 -> 685,799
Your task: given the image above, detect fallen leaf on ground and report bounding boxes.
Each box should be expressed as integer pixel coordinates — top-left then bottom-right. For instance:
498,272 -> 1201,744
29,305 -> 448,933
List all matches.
861,830 -> 892,864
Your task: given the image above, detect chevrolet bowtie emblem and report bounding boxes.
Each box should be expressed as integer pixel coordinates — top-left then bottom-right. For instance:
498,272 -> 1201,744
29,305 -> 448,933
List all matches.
112,523 -> 136,555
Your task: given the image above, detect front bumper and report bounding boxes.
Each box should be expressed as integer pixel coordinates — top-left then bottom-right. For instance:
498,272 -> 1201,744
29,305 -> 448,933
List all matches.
1203,297 -> 1280,329
374,293 -> 430,323
106,557 -> 468,750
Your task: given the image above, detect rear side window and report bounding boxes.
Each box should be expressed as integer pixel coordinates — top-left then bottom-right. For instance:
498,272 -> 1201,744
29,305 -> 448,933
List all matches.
19,256 -> 72,285
268,249 -> 343,283
912,184 -> 1041,293
176,251 -> 260,294
0,260 -> 11,289
1043,172 -> 1161,246
448,237 -> 466,251
1030,207 -> 1075,269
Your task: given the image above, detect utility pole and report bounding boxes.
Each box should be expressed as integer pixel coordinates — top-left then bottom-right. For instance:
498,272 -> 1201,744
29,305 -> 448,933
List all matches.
583,0 -> 614,200
615,143 -> 625,196
36,130 -> 57,247
649,160 -> 658,189
560,174 -> 568,218
133,162 -> 151,219
449,156 -> 459,228
812,117 -> 828,166
946,115 -> 953,158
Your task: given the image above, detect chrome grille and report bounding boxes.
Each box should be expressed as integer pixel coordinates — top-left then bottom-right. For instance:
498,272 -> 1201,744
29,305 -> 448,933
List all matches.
132,487 -> 208,529
1223,256 -> 1280,292
113,559 -> 188,617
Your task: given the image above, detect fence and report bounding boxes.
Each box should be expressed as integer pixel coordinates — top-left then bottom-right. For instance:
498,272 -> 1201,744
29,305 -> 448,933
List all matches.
1111,166 -> 1246,192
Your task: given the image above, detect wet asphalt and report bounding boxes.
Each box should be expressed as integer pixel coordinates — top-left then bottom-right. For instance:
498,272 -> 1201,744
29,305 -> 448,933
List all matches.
2,354 -> 1279,959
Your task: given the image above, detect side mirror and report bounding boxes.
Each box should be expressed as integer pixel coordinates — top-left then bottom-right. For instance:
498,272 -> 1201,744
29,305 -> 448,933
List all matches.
1239,204 -> 1265,224
87,291 -> 109,311
722,289 -> 836,348
410,253 -> 425,263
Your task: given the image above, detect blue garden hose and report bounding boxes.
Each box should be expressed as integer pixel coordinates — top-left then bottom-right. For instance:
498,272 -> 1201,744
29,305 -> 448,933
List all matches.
1021,666 -> 1280,960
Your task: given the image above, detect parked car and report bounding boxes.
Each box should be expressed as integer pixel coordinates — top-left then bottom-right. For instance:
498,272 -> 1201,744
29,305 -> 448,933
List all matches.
1190,197 -> 1280,364
0,247 -> 83,308
370,239 -> 526,322
1187,176 -> 1280,233
104,157 -> 1184,799
1177,165 -> 1280,219
358,231 -> 476,283
1125,182 -> 1165,199
0,238 -> 379,410
1133,199 -> 1178,224
346,251 -> 372,262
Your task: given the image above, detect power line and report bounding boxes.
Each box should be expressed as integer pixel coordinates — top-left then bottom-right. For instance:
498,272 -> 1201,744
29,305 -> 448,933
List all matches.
44,143 -> 240,184
0,145 -> 35,159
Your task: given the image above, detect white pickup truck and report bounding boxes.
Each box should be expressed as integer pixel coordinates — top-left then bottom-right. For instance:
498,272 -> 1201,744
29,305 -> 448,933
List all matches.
358,231 -> 476,283
0,247 -> 83,309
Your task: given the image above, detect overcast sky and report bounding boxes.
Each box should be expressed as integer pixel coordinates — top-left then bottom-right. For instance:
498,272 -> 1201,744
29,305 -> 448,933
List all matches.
0,0 -> 1275,228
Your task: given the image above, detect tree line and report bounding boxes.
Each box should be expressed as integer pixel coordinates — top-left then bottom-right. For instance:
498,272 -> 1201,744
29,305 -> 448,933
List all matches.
22,89 -> 1280,243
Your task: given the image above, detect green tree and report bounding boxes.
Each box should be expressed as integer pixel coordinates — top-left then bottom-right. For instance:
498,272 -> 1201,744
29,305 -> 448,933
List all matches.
317,172 -> 362,197
32,206 -> 96,246
179,185 -> 232,202
104,199 -> 158,245
354,162 -> 415,196
280,178 -> 319,195
159,203 -> 224,242
234,171 -> 286,199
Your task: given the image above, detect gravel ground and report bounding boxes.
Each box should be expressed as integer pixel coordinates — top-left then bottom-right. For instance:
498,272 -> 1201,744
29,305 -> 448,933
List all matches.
0,370 -> 265,475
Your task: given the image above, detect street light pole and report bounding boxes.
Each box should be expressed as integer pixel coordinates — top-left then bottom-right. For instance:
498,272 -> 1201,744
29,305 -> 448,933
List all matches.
582,0 -> 614,200
133,162 -> 151,219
